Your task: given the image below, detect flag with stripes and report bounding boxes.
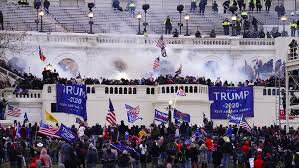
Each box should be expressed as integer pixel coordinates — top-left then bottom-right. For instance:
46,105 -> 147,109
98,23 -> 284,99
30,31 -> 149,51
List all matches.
106,98 -> 116,125
38,121 -> 60,138
240,118 -> 251,132
153,57 -> 160,71
125,104 -> 143,123
39,46 -> 46,61
156,35 -> 167,57
177,88 -> 186,96
6,105 -> 21,117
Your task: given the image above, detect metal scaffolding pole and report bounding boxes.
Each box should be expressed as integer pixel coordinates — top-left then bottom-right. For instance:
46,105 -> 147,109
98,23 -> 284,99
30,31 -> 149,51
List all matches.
286,70 -> 290,133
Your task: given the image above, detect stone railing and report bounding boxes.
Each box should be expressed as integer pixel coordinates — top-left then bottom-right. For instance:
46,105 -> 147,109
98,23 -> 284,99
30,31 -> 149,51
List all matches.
1,31 -> 277,49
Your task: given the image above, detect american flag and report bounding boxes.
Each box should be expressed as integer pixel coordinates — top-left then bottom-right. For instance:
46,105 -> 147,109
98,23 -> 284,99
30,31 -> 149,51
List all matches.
240,118 -> 251,132
156,35 -> 167,57
39,46 -> 46,61
106,98 -> 116,126
177,88 -> 186,96
6,105 -> 21,117
153,57 -> 160,71
38,121 -> 60,138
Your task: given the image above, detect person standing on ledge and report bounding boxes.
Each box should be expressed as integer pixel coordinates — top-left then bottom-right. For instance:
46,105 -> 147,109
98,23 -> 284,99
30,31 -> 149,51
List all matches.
44,0 -> 50,14
164,16 -> 173,35
0,11 -> 3,30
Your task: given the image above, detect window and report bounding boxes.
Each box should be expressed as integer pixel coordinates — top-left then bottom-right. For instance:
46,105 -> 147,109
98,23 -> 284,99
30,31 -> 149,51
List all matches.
189,86 -> 193,93
124,87 -> 128,94
146,88 -> 150,94
119,88 -> 123,94
114,87 -> 118,94
194,86 -> 198,93
175,86 -> 178,92
129,88 -> 132,94
30,94 -> 33,98
268,89 -> 271,95
38,94 -> 40,98
171,87 -> 174,93
166,87 -> 169,93
16,94 -> 18,98
185,86 -> 188,93
47,86 -> 51,93
51,103 -> 58,112
105,87 -> 108,94
133,88 -> 137,94
34,94 -> 37,98
87,87 -> 90,94
151,88 -> 155,94
162,87 -> 165,93
91,87 -> 95,93
263,89 -> 266,95
110,87 -> 113,94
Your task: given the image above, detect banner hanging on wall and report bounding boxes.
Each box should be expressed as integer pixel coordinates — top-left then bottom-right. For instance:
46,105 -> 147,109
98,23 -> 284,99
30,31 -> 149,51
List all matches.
56,84 -> 87,120
208,86 -> 254,119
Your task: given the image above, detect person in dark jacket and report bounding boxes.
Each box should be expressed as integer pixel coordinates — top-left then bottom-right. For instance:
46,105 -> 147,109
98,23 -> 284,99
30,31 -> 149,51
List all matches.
222,137 -> 233,168
252,17 -> 258,32
209,29 -> 216,38
212,1 -> 218,13
265,0 -> 271,11
173,28 -> 179,37
263,154 -> 275,168
199,0 -> 207,15
223,0 -> 230,13
102,148 -> 116,168
44,0 -> 50,14
256,0 -> 262,12
212,146 -> 223,167
0,11 -> 3,30
164,16 -> 172,34
249,0 -> 255,11
118,150 -> 131,168
86,143 -> 98,168
195,30 -> 201,38
258,29 -> 265,38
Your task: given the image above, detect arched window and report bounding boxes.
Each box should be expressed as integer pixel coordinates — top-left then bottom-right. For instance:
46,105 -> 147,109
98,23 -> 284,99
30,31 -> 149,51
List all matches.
38,94 -> 40,98
124,87 -> 128,94
263,89 -> 266,95
171,87 -> 174,93
133,88 -> 137,94
175,86 -> 178,92
105,87 -> 108,94
194,86 -> 198,93
162,87 -> 165,93
34,94 -> 37,98
189,86 -> 193,93
87,87 -> 90,94
47,86 -> 51,93
277,89 -> 280,95
119,88 -> 123,94
110,87 -> 113,94
114,87 -> 118,94
16,94 -> 18,98
30,94 -> 33,98
129,88 -> 132,94
151,88 -> 155,94
268,89 -> 271,95
185,86 -> 189,93
146,88 -> 150,94
91,87 -> 95,93
166,87 -> 170,93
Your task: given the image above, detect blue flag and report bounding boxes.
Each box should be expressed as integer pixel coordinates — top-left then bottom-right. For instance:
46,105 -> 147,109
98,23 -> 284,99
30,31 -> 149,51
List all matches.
173,109 -> 190,123
111,143 -> 140,157
23,112 -> 29,123
154,109 -> 168,123
228,113 -> 243,124
125,104 -> 143,123
55,124 -> 78,143
125,131 -> 129,140
56,84 -> 87,120
208,86 -> 254,119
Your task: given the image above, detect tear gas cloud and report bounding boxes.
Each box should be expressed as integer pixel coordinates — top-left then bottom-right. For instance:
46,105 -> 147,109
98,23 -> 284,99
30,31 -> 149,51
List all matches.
10,47 -> 249,83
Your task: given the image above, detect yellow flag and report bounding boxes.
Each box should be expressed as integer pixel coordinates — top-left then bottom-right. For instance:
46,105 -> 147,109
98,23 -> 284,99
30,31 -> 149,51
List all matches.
45,111 -> 58,122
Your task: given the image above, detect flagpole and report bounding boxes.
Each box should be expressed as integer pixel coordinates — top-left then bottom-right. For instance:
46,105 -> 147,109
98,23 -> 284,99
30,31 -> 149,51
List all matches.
236,114 -> 244,135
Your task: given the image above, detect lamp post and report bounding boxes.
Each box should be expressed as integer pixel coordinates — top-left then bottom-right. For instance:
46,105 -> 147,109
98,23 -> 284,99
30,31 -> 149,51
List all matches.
231,15 -> 237,36
136,13 -> 142,35
167,100 -> 173,126
88,11 -> 94,34
184,14 -> 190,36
177,5 -> 184,34
142,4 -> 150,33
38,10 -> 45,32
281,15 -> 288,37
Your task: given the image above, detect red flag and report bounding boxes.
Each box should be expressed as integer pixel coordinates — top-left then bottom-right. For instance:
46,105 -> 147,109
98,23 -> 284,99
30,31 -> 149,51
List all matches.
39,46 -> 46,61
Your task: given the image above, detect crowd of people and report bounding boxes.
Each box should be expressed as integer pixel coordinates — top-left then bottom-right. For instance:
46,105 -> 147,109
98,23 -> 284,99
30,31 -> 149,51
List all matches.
0,118 -> 299,168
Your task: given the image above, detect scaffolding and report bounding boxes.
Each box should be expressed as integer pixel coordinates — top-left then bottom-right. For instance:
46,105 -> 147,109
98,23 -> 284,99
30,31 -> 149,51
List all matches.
285,39 -> 299,133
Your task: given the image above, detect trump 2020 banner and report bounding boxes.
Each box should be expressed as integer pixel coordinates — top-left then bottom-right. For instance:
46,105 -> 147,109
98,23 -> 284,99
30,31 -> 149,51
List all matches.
56,84 -> 87,120
56,124 -> 77,143
208,86 -> 254,119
